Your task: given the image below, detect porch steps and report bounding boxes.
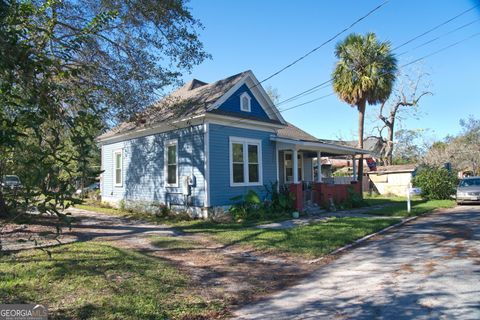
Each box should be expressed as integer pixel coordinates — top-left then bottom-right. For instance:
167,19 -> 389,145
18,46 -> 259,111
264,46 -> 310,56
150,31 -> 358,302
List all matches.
303,201 -> 326,216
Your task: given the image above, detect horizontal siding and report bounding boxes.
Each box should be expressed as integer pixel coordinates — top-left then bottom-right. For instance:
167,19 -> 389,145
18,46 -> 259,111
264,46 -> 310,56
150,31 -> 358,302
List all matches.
208,124 -> 277,206
216,84 -> 270,120
101,125 -> 206,207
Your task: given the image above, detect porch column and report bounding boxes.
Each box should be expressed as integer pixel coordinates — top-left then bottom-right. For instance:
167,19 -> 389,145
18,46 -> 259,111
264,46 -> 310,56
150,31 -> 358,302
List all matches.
352,154 -> 357,180
292,149 -> 299,183
289,148 -> 303,211
316,151 -> 322,183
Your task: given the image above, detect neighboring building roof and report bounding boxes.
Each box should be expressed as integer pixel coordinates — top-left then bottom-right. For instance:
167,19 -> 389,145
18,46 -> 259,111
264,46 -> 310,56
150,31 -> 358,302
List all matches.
367,164 -> 417,174
98,71 -> 251,141
276,122 -> 319,142
320,137 -> 384,156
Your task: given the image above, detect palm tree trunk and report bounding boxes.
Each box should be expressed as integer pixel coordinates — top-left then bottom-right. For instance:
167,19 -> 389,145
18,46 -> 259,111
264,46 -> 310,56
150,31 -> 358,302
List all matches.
357,100 -> 366,193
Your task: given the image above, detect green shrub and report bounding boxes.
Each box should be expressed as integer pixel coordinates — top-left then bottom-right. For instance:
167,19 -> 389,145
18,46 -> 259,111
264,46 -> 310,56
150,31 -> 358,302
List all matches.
229,190 -> 262,221
342,186 -> 366,209
264,182 -> 295,213
413,166 -> 457,200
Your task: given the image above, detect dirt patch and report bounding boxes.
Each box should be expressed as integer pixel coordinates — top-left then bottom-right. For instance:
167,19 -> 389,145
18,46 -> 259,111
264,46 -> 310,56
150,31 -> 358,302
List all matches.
423,260 -> 437,275
1,216 -> 78,251
115,232 -> 317,309
394,263 -> 415,276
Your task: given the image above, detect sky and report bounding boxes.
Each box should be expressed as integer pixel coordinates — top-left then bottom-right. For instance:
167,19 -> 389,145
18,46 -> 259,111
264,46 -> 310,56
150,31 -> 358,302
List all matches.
180,0 -> 480,143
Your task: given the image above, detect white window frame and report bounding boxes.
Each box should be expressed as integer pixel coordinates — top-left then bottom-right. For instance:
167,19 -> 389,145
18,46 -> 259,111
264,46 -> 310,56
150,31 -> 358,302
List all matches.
240,92 -> 252,112
165,139 -> 178,187
284,151 -> 303,183
113,149 -> 123,187
229,137 -> 263,187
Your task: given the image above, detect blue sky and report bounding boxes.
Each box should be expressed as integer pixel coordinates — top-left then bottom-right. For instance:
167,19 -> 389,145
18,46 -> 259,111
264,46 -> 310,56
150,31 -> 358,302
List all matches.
184,0 -> 480,142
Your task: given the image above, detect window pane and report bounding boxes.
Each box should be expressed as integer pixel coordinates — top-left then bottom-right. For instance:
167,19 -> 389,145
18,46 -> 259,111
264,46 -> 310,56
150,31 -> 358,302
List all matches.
286,168 -> 293,182
242,96 -> 249,110
167,165 -> 176,184
285,153 -> 292,161
233,163 -> 244,183
233,143 -> 243,162
248,164 -> 259,183
248,145 -> 258,163
115,153 -> 121,169
115,168 -> 121,184
167,145 -> 176,164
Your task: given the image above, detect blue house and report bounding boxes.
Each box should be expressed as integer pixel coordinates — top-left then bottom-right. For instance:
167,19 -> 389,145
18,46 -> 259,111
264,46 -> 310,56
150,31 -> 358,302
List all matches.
97,71 -> 366,217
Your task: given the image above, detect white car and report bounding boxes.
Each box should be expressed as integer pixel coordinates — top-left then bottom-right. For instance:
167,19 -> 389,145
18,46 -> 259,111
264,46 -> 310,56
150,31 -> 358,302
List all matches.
456,176 -> 480,204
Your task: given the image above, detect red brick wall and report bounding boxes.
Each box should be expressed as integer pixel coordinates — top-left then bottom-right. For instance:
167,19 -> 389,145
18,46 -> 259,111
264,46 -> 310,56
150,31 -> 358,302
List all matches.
289,183 -> 303,211
312,182 -> 361,208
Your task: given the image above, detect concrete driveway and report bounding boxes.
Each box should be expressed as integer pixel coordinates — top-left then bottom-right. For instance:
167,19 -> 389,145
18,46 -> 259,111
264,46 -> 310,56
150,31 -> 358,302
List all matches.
235,205 -> 480,320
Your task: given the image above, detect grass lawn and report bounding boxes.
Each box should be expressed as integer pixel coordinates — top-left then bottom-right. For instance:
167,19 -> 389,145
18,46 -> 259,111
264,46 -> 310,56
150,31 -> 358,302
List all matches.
77,197 -> 455,258
172,217 -> 401,258
363,196 -> 456,217
0,242 -> 226,320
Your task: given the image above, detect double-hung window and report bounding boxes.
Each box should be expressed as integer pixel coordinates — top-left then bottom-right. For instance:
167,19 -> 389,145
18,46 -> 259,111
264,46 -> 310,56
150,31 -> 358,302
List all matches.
230,137 -> 262,186
165,139 -> 178,186
113,149 -> 123,186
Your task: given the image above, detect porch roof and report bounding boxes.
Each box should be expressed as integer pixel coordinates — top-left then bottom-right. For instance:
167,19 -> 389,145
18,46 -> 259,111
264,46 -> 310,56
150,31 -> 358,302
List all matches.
271,136 -> 369,156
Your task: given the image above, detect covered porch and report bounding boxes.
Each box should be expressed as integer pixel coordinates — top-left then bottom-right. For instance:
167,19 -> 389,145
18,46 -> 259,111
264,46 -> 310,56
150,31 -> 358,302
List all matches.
272,136 -> 368,211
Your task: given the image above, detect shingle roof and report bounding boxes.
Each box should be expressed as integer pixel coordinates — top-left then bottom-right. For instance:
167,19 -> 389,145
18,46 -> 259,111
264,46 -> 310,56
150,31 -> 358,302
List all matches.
276,122 -> 320,142
319,137 -> 384,155
368,164 -> 417,173
97,71 -> 250,141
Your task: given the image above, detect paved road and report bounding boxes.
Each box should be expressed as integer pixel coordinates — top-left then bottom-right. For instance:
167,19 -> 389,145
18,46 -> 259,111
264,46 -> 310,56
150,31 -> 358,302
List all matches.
235,206 -> 480,319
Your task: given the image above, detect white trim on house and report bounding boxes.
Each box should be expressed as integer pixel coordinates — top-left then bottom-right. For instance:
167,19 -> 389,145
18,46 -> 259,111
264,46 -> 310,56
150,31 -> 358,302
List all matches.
275,144 -> 279,191
229,136 -> 263,187
240,92 -> 252,112
208,71 -> 286,124
164,139 -> 179,187
96,116 -> 205,145
271,136 -> 368,155
245,71 -> 286,124
206,113 -> 284,132
113,149 -> 123,187
284,151 -> 304,183
204,122 -> 210,207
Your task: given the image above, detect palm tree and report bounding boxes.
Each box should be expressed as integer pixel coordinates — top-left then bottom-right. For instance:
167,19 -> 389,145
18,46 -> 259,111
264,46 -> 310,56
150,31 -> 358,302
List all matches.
332,32 -> 397,186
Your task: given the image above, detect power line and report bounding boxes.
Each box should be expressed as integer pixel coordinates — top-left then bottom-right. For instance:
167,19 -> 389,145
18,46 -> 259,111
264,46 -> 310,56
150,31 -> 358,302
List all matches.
206,29 -> 479,134
397,18 -> 480,56
392,4 -> 479,51
401,31 -> 480,68
277,15 -> 480,109
278,30 -> 480,115
258,0 -> 390,85
276,79 -> 333,107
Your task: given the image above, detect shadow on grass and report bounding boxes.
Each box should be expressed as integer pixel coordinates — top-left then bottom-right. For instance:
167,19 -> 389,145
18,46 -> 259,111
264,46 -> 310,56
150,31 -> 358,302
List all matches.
0,242 -> 225,319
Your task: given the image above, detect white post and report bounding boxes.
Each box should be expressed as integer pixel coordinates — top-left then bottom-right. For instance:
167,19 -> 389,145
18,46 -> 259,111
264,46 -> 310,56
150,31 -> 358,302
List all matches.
293,149 -> 299,183
406,182 -> 412,213
352,155 -> 357,180
316,151 -> 322,183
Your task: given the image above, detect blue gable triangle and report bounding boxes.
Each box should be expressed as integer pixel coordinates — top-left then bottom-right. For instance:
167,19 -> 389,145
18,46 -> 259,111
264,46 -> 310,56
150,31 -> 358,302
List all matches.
215,84 -> 270,120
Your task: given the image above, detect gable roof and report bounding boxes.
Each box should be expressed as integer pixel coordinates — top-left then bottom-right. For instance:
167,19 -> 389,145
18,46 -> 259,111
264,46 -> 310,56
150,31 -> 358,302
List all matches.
98,71 -> 249,141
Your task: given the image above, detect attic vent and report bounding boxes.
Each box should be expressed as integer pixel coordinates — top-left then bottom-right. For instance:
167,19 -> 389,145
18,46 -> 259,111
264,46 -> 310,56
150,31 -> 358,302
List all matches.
188,79 -> 208,90
240,92 -> 251,112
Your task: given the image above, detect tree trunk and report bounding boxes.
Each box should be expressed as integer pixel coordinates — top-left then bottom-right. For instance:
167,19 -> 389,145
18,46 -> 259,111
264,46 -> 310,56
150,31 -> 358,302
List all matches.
384,123 -> 394,166
357,100 -> 366,194
0,190 -> 8,218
